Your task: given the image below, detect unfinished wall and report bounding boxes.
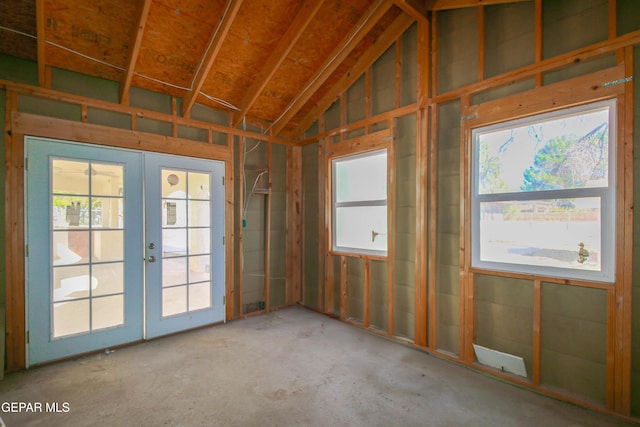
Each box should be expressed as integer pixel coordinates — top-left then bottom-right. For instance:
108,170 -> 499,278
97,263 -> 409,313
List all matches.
437,8 -> 478,94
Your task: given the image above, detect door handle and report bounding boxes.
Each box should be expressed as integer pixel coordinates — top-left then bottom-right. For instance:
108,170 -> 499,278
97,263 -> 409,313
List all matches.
147,255 -> 156,263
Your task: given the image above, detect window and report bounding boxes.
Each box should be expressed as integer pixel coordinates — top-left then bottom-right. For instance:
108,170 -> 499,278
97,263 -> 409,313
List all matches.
332,149 -> 388,256
471,99 -> 616,283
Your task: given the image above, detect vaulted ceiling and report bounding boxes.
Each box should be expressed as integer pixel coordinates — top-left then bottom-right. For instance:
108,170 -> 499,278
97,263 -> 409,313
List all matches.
0,0 -> 527,139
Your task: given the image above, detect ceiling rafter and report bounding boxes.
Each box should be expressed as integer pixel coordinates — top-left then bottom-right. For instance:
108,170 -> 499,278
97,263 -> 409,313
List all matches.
231,0 -> 326,128
291,11 -> 415,140
181,0 -> 244,118
269,0 -> 394,136
426,0 -> 531,10
36,0 -> 46,87
119,0 -> 152,105
392,0 -> 428,23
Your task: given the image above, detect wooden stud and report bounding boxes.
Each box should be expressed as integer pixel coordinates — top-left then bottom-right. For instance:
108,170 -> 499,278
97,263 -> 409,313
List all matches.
431,9 -> 439,97
609,0 -> 617,41
533,280 -> 541,385
286,145 -> 302,306
395,30 -> 403,110
265,142 -> 272,311
477,6 -> 485,82
225,133 -> 235,320
460,93 -> 470,361
615,46 -> 634,415
427,104 -> 438,350
535,0 -> 543,87
414,19 -> 430,348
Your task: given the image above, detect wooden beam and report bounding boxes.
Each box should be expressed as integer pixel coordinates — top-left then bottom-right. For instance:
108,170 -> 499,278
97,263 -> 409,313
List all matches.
286,146 -> 302,305
292,11 -> 414,140
36,0 -> 46,87
231,0 -> 325,128
271,0 -> 394,136
181,0 -> 244,118
120,0 -> 152,105
392,0 -> 429,24
427,0 -> 531,10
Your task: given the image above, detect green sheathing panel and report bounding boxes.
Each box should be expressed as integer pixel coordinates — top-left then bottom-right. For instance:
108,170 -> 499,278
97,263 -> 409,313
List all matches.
87,107 -> 131,130
394,114 -> 416,340
632,46 -> 640,418
18,94 -> 81,121
437,8 -> 478,94
541,283 -> 607,405
471,79 -> 535,105
190,103 -> 229,127
484,2 -> 535,79
135,117 -> 173,136
617,0 -> 640,35
401,23 -> 417,107
177,125 -> 208,143
370,260 -> 388,332
372,45 -> 396,116
325,100 -> 340,133
51,68 -> 119,103
0,54 -> 38,85
347,74 -> 366,124
474,275 -> 534,380
436,100 -> 460,355
346,258 -> 365,323
130,87 -> 172,114
269,144 -> 287,308
302,143 -> 319,309
542,0 -> 608,59
242,140 -> 268,311
542,55 -> 617,86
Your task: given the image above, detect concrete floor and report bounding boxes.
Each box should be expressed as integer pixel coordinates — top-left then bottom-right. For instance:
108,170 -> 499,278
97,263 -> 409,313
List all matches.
0,306 -> 636,427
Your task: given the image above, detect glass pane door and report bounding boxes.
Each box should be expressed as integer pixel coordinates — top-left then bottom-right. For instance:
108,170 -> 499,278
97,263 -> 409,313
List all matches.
27,137 -> 144,365
144,154 -> 225,338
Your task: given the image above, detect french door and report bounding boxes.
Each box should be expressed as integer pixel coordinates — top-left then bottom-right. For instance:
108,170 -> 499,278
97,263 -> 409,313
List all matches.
26,137 -> 225,365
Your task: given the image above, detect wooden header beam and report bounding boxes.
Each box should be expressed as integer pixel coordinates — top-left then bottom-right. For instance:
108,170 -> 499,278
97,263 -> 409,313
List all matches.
120,0 -> 152,105
181,0 -> 244,118
270,0 -> 394,136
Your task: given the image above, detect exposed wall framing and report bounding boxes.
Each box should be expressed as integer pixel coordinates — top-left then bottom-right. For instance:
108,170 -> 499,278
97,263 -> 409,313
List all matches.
299,0 -> 639,420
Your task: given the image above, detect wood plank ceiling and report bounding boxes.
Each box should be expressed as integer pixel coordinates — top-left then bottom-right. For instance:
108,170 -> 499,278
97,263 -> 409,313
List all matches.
0,0 -> 526,139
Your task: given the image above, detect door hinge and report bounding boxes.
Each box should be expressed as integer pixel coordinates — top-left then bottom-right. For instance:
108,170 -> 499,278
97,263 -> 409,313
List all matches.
24,157 -> 28,171
25,244 -> 29,257
26,330 -> 30,344
222,176 -> 225,186
223,296 -> 226,305
222,236 -> 225,245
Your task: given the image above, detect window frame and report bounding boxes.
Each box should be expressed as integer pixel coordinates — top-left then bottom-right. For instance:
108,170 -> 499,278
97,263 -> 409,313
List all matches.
329,147 -> 389,258
470,98 -> 617,283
